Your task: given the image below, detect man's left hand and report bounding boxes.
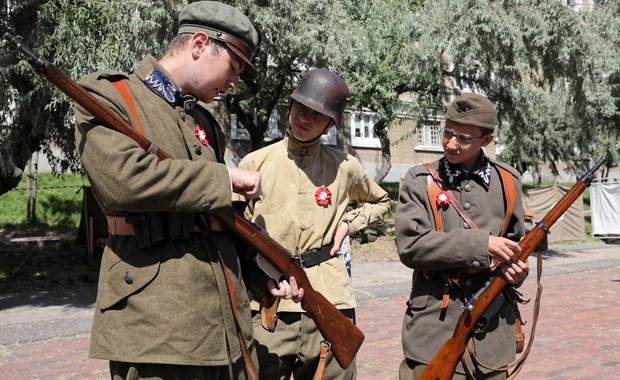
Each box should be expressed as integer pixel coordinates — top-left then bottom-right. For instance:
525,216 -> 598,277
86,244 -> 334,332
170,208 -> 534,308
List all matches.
268,276 -> 304,303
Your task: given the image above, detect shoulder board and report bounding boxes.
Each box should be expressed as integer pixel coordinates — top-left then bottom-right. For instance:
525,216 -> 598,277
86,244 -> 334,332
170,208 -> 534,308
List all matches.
411,160 -> 439,177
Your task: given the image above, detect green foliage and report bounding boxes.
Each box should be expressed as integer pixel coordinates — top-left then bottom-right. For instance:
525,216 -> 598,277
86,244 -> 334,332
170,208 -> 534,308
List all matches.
407,0 -> 619,177
0,172 -> 87,228
1,0 -> 619,192
1,0 -> 175,193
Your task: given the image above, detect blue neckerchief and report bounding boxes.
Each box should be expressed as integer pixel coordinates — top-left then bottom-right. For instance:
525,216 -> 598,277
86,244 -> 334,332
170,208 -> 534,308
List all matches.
143,68 -> 182,107
441,156 -> 492,189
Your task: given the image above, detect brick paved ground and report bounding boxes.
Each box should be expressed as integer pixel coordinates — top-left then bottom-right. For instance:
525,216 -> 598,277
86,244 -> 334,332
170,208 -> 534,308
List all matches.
354,266 -> 620,380
1,266 -> 619,379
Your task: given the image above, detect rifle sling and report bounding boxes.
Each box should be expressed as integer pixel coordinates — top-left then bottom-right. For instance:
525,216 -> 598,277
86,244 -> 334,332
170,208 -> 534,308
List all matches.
110,81 -> 258,379
462,252 -> 543,379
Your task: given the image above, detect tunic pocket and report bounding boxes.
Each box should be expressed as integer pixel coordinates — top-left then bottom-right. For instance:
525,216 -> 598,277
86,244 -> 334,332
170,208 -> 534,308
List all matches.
408,292 -> 430,311
98,245 -> 162,310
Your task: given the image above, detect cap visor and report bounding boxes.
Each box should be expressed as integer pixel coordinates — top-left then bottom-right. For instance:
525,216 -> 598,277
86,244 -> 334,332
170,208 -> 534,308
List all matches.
227,44 -> 259,80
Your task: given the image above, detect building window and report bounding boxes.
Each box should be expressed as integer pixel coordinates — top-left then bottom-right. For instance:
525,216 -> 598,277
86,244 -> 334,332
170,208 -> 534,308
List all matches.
351,111 -> 380,148
231,109 -> 281,141
320,126 -> 337,146
415,117 -> 443,152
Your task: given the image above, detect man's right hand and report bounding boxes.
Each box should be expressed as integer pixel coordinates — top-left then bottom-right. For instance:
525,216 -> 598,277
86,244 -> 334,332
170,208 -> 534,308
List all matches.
488,235 -> 521,266
229,167 -> 261,199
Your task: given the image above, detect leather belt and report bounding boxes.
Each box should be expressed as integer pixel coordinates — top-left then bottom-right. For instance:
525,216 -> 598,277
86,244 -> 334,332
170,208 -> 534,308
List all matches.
106,216 -> 137,236
105,215 -> 223,236
292,245 -> 334,268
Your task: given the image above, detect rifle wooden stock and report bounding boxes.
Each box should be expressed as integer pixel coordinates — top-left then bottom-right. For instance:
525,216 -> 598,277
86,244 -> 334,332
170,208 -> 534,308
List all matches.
420,158 -> 604,380
3,32 -> 363,369
214,210 -> 364,368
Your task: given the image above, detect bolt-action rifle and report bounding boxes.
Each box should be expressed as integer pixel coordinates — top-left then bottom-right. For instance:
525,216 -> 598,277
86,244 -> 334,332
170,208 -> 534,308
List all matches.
3,32 -> 363,369
419,157 -> 604,380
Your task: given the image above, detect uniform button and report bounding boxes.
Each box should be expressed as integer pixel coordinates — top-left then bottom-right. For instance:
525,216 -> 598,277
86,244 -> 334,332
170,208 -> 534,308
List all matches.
201,203 -> 212,212
464,184 -> 472,192
463,202 -> 471,210
124,272 -> 133,285
194,144 -> 202,155
472,260 -> 481,268
465,279 -> 472,287
463,222 -> 470,229
179,111 -> 186,121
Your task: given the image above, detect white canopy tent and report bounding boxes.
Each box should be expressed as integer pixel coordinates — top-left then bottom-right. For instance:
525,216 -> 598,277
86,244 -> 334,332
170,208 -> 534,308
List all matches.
590,180 -> 620,238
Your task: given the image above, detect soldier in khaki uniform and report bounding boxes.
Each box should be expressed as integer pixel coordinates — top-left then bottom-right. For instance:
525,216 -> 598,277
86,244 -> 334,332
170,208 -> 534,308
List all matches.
74,2 -> 302,379
395,93 -> 529,379
238,69 -> 391,380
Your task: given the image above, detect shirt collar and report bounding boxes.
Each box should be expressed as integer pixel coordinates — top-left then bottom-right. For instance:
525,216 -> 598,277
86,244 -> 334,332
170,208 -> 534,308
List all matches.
440,154 -> 492,189
284,134 -> 321,156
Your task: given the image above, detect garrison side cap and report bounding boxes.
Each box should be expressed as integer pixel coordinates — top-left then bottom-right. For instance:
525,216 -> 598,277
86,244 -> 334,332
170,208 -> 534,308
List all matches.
445,92 -> 497,131
178,1 -> 259,80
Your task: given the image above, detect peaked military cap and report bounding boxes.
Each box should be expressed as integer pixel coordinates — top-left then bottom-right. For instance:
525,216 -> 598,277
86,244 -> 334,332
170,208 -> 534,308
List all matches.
178,1 -> 259,80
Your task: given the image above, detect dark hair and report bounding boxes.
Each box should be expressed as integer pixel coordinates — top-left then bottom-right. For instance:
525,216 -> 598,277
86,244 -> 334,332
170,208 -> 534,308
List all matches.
165,34 -> 192,56
164,34 -> 227,57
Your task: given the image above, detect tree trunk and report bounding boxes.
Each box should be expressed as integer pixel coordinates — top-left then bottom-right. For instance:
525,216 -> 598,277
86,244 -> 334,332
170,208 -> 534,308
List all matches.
373,119 -> 392,184
26,153 -> 38,224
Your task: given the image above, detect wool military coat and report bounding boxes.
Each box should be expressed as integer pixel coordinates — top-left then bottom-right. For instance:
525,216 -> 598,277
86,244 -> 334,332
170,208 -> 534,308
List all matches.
395,156 -> 526,375
74,56 -> 256,367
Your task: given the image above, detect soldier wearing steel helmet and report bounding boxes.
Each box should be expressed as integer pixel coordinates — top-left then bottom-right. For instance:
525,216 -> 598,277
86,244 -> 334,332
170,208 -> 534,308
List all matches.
238,69 -> 390,379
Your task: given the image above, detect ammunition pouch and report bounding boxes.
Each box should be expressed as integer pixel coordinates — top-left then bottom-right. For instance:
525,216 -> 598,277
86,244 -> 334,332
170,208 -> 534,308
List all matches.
124,213 -> 165,249
112,212 -> 196,249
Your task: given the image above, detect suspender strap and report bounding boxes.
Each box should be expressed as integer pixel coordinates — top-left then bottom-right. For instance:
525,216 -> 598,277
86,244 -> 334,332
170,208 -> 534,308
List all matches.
497,166 -> 516,237
424,162 -> 517,238
110,79 -> 145,135
425,169 -> 444,232
424,163 -> 479,230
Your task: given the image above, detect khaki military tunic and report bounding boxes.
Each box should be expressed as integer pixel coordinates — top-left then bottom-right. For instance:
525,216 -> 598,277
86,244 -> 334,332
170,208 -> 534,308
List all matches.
74,56 -> 255,367
239,137 -> 391,312
395,156 -> 526,375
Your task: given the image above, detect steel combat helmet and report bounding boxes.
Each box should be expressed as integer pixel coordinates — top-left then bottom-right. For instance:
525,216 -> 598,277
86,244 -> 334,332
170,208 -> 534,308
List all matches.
290,69 -> 350,128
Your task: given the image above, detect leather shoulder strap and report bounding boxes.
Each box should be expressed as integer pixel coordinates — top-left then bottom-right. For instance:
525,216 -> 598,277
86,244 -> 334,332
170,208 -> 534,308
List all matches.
110,79 -> 145,136
424,163 -> 444,232
495,165 -> 516,237
425,162 -> 479,231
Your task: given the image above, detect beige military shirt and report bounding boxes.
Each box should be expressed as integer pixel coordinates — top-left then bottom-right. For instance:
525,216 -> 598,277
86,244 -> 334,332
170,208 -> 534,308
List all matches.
239,136 -> 390,312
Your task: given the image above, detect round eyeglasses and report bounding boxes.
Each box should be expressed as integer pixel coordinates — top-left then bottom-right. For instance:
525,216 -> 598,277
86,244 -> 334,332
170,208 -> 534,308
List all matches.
440,128 -> 482,146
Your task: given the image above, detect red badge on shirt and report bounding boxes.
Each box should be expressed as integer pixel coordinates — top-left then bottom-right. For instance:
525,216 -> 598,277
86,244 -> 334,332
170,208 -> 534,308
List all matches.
315,186 -> 332,206
436,190 -> 450,207
194,125 -> 209,145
